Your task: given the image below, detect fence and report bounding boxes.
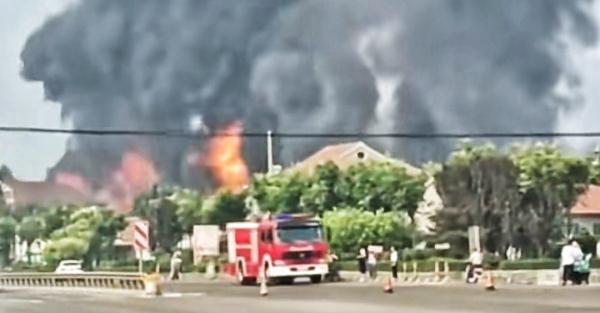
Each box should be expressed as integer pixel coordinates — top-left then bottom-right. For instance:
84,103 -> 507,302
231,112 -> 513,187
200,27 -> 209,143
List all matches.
0,272 -> 145,290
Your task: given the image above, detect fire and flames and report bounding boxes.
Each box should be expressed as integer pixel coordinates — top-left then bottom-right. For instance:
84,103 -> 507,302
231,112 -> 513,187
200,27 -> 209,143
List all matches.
50,123 -> 248,213
98,151 -> 159,214
202,121 -> 249,192
54,172 -> 92,196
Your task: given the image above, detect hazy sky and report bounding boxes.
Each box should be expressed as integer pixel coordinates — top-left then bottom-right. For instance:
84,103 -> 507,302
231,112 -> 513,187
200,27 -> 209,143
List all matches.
0,0 -> 75,180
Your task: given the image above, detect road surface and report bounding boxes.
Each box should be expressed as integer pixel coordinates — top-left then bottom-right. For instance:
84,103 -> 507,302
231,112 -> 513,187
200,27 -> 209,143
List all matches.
1,281 -> 599,313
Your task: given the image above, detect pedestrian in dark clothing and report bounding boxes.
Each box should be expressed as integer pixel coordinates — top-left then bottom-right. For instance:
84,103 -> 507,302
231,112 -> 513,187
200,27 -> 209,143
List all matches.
357,247 -> 367,282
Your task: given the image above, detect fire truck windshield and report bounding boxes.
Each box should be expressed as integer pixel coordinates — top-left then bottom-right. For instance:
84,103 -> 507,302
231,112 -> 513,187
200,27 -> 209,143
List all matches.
276,225 -> 322,243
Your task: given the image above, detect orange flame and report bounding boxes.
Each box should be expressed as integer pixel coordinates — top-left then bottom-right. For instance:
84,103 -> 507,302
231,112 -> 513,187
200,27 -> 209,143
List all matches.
203,121 -> 249,192
53,172 -> 92,196
119,151 -> 159,195
100,151 -> 159,214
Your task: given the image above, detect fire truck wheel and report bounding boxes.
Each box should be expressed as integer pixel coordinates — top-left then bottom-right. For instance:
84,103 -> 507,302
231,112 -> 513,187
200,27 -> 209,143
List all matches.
237,264 -> 256,286
310,275 -> 323,284
278,277 -> 294,285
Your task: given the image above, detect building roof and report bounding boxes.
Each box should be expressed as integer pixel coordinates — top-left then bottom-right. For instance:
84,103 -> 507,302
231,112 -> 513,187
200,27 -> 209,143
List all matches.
287,141 -> 421,176
571,185 -> 600,216
1,178 -> 93,208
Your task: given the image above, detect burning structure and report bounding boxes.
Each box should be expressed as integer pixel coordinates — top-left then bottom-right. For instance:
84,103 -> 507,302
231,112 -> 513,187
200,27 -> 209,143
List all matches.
19,0 -> 598,197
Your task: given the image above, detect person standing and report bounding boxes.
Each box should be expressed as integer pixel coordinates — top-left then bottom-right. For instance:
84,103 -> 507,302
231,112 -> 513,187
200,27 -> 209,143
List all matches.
390,247 -> 398,281
168,251 -> 183,281
357,247 -> 367,282
560,239 -> 583,286
574,253 -> 592,285
367,250 -> 378,280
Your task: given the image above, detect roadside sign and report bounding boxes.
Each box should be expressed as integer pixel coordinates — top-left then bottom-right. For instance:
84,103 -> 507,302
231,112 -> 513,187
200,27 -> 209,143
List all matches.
368,245 -> 383,254
133,220 -> 150,258
434,243 -> 451,250
192,225 -> 220,264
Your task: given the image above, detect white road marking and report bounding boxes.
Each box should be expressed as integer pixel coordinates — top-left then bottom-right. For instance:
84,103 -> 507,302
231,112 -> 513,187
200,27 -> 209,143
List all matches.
138,292 -> 205,299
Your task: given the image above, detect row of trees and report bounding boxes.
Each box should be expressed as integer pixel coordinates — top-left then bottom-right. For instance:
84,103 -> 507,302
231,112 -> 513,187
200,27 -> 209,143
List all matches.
0,205 -> 125,268
434,142 -> 598,258
131,162 -> 427,255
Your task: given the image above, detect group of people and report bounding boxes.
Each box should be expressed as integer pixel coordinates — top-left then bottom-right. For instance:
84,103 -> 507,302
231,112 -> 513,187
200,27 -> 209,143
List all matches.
356,246 -> 399,282
560,239 -> 592,286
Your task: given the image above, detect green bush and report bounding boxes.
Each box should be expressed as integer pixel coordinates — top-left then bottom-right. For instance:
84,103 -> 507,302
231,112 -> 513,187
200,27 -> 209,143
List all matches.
401,248 -> 436,261
498,258 -> 559,270
323,208 -> 414,254
573,235 -> 598,256
337,258 -> 467,272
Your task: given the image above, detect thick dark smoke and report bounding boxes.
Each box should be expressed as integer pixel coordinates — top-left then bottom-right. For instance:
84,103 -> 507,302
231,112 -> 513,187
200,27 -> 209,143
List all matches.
20,0 -> 597,187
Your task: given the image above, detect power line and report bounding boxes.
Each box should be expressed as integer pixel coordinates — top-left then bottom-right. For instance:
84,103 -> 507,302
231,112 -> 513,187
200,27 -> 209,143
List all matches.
1,126 -> 600,139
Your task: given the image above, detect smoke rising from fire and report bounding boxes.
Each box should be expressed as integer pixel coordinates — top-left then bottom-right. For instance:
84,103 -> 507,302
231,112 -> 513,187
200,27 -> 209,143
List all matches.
20,0 -> 598,188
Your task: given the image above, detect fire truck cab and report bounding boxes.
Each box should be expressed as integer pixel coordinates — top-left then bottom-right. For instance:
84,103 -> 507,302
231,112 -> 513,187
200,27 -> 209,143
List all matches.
226,214 -> 328,285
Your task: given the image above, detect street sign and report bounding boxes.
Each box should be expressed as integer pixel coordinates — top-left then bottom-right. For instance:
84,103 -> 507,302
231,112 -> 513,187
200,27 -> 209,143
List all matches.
368,245 -> 383,254
133,220 -> 150,258
192,225 -> 220,264
434,243 -> 451,250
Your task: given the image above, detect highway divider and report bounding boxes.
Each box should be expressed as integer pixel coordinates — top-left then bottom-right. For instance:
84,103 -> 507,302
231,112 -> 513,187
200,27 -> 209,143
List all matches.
0,272 -> 145,290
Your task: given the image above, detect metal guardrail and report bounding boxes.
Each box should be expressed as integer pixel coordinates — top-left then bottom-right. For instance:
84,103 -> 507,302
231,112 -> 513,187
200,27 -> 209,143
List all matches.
0,272 -> 145,290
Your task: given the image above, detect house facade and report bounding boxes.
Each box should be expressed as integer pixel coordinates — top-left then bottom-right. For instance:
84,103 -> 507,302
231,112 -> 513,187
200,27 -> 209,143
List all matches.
571,185 -> 600,235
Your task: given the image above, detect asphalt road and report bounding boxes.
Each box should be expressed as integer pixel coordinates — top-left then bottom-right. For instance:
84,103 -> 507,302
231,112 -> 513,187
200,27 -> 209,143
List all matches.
1,281 -> 599,313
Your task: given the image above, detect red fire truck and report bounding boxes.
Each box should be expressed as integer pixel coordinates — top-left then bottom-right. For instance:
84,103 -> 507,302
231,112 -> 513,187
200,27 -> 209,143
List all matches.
225,214 -> 329,285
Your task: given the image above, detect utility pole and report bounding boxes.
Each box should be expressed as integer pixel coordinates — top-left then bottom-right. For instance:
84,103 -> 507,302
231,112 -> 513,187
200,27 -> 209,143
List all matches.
267,130 -> 273,175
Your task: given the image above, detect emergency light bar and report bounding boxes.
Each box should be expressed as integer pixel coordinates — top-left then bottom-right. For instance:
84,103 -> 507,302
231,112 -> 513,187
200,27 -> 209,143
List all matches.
274,213 -> 313,221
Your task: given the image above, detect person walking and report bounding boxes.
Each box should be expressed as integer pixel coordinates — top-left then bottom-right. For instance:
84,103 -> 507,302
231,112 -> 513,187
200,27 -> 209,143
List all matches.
367,250 -> 377,280
390,247 -> 398,281
466,248 -> 483,283
357,247 -> 367,282
560,239 -> 583,286
168,250 -> 183,281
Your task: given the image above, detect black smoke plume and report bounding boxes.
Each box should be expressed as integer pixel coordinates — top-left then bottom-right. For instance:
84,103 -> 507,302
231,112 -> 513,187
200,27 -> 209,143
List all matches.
21,0 -> 597,187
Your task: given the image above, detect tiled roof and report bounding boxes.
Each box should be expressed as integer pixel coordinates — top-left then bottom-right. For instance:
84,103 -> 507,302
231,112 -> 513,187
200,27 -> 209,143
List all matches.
287,141 -> 421,176
2,178 -> 93,208
571,185 -> 600,216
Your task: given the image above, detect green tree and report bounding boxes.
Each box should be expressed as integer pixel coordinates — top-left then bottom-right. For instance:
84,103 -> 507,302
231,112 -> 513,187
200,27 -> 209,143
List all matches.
0,165 -> 13,181
43,237 -> 89,266
0,216 -> 16,267
133,186 -> 184,253
43,206 -> 126,267
85,210 -> 126,267
171,189 -> 204,234
323,208 -> 415,254
511,144 -> 589,256
434,143 -> 521,256
250,173 -> 308,213
299,162 -> 343,215
17,216 -> 45,264
203,191 -> 248,227
339,162 -> 426,218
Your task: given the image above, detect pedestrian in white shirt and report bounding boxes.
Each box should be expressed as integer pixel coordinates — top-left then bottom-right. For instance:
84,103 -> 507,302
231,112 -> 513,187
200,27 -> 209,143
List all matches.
561,239 -> 583,285
390,247 -> 398,281
466,248 -> 483,283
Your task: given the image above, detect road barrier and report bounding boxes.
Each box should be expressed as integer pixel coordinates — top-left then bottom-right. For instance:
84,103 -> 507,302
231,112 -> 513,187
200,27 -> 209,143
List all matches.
0,272 -> 145,290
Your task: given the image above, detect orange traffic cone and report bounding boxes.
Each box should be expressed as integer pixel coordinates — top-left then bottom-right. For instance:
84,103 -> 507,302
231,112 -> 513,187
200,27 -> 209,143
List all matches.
383,277 -> 394,294
484,271 -> 496,291
259,278 -> 269,296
